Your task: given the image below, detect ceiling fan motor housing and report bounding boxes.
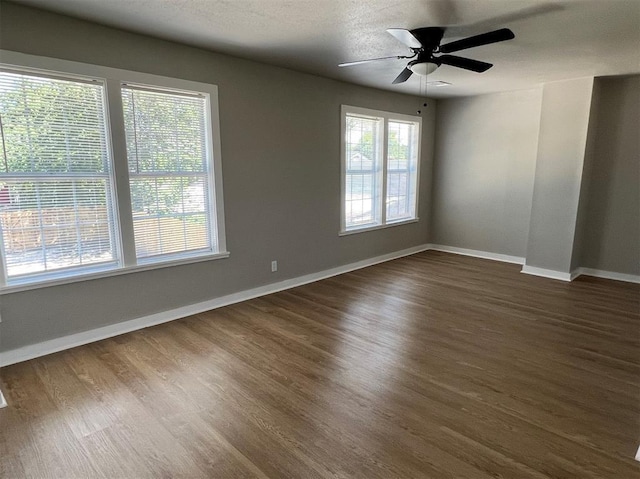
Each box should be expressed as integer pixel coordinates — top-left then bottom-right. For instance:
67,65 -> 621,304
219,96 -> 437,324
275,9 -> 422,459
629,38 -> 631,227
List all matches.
407,28 -> 445,76
409,27 -> 445,52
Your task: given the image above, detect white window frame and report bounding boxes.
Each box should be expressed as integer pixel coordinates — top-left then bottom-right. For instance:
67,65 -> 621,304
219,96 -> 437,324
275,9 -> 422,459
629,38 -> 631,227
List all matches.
340,105 -> 421,235
0,51 -> 228,294
0,68 -> 122,283
120,83 -> 221,265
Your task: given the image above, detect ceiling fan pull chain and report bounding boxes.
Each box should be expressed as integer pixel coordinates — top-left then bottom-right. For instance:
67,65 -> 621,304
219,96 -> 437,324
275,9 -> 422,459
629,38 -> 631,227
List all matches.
417,76 -> 427,114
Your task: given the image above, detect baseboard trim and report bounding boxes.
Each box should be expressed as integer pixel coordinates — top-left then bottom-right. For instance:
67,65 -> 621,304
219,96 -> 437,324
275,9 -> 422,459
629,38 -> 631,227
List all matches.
520,265 -> 639,283
427,244 -> 525,265
572,267 -> 640,284
521,265 -> 572,282
3,243 -> 635,367
0,244 -> 430,367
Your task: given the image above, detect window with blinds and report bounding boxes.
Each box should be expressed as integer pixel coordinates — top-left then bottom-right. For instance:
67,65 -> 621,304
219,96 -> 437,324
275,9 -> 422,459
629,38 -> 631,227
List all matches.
121,85 -> 218,262
0,70 -> 119,282
386,120 -> 419,222
0,57 -> 226,290
341,105 -> 421,233
344,114 -> 383,228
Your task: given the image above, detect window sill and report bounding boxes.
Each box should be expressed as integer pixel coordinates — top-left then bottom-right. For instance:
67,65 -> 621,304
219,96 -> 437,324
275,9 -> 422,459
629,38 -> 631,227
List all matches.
339,217 -> 419,236
0,251 -> 230,295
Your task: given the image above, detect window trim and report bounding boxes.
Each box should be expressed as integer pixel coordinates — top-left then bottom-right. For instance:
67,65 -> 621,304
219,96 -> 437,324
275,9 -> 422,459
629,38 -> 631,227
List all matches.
340,105 -> 421,234
0,50 -> 228,293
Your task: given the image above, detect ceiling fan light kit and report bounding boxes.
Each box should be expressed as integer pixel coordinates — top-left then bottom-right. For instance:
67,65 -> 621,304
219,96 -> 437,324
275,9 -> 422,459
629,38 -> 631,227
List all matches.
339,25 -> 515,85
409,61 -> 439,76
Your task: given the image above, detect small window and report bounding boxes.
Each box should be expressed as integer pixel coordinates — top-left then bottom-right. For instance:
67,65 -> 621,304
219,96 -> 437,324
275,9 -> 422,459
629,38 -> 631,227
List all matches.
121,85 -> 219,263
341,105 -> 421,233
0,69 -> 120,284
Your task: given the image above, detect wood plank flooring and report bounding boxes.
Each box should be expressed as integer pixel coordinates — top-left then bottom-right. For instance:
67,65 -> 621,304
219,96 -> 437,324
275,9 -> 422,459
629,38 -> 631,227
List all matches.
1,251 -> 639,478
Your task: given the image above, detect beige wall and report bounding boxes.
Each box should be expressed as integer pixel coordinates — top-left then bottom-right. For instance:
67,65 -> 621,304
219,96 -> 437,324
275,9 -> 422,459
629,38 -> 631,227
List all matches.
0,3 -> 436,352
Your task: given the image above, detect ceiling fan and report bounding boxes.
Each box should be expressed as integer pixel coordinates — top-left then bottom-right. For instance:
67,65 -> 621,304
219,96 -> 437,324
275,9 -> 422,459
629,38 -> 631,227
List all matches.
339,27 -> 515,84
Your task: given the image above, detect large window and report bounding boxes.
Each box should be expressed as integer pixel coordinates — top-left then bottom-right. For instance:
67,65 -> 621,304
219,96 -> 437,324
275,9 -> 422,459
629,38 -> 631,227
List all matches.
0,54 -> 226,290
341,105 -> 421,233
0,70 -> 119,283
122,86 -> 218,263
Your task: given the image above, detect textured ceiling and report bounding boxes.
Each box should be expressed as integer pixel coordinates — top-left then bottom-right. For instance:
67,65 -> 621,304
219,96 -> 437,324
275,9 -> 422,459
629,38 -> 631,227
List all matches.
9,0 -> 640,98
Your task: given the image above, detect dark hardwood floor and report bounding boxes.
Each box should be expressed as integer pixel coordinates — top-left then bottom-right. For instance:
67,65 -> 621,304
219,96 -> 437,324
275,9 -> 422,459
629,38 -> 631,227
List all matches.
1,251 -> 639,478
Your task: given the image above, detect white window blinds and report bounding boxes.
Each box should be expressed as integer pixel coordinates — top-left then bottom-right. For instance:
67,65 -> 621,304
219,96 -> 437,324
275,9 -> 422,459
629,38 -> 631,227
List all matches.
386,120 -> 419,222
121,85 -> 218,262
0,57 -> 226,290
0,70 -> 119,282
344,114 -> 383,228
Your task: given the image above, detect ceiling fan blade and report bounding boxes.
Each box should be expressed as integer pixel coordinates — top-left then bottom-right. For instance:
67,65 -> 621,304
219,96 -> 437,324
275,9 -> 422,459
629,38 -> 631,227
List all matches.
438,55 -> 493,72
392,67 -> 413,84
338,55 -> 404,67
387,28 -> 422,48
439,28 -> 514,53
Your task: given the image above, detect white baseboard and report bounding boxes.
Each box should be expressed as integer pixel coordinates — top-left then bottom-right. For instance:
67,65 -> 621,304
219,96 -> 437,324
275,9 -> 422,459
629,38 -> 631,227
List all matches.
520,265 -> 640,283
427,244 -> 525,265
2,243 -> 635,367
0,244 -> 430,367
521,265 -> 573,282
572,267 -> 640,284
0,389 -> 6,408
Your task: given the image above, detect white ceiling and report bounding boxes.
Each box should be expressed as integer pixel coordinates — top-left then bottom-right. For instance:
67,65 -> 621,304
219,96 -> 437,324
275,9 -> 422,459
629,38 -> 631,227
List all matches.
11,0 -> 640,98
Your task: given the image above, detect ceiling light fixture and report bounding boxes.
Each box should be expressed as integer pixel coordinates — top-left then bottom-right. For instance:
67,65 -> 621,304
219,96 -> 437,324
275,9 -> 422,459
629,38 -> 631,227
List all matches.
409,61 -> 439,76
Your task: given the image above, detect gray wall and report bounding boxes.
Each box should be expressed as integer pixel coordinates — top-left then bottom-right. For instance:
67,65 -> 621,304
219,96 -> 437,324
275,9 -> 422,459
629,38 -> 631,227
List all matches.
576,76 -> 640,274
525,77 -> 594,273
430,89 -> 542,257
431,76 -> 639,277
571,79 -> 603,271
0,3 -> 436,351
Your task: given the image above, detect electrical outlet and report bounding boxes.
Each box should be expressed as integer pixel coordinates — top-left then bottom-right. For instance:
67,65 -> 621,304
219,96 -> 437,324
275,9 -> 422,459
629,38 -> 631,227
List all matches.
271,260 -> 278,272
